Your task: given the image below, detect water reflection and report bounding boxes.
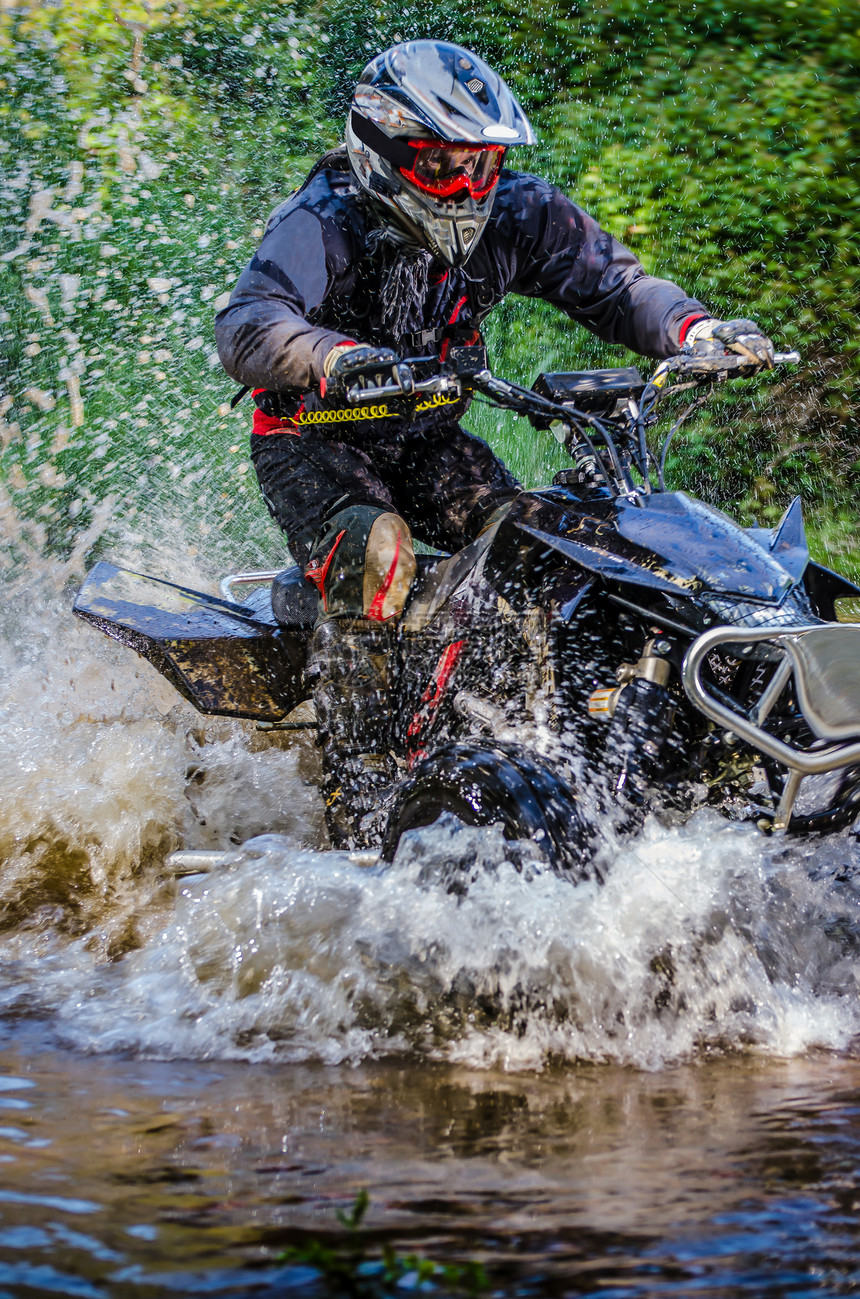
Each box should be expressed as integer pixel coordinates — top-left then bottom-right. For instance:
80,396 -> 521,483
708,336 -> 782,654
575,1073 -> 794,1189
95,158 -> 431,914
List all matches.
1,1030 -> 860,1294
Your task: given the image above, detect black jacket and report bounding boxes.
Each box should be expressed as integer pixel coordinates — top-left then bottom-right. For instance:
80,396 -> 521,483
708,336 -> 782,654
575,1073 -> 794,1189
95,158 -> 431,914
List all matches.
216,153 -> 706,403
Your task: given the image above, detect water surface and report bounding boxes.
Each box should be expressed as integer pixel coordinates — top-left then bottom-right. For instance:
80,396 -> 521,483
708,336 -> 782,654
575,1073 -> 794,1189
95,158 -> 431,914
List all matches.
1,556 -> 860,1294
2,1034 -> 860,1295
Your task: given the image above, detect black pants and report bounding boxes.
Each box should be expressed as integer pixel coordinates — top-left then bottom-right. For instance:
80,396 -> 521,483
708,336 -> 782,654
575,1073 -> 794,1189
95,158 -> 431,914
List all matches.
251,419 -> 521,568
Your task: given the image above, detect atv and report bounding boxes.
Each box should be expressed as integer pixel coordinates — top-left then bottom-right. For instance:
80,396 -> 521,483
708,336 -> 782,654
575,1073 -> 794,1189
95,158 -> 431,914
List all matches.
74,346 -> 860,878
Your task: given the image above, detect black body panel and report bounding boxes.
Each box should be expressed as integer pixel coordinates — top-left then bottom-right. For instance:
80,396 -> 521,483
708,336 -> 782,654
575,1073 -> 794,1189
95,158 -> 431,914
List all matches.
73,562 -> 308,721
530,368 -> 646,425
485,489 -> 804,606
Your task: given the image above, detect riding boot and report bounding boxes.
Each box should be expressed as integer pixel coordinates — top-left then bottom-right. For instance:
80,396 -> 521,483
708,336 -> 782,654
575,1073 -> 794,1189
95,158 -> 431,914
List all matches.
307,617 -> 397,849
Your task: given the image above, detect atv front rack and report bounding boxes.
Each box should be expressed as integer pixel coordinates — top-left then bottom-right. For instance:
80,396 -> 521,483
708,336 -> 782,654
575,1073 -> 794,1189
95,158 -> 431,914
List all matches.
683,622 -> 860,829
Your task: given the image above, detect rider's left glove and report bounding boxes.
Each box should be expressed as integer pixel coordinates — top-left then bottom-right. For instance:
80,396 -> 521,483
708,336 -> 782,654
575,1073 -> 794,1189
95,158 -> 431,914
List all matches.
684,317 -> 775,369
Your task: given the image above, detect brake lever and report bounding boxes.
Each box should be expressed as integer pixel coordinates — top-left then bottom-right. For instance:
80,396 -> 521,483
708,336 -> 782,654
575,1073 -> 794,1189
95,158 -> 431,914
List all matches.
393,362 -> 415,396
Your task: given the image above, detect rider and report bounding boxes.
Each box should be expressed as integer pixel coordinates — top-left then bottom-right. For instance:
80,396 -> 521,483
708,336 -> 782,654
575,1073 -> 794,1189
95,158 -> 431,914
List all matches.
215,39 -> 774,846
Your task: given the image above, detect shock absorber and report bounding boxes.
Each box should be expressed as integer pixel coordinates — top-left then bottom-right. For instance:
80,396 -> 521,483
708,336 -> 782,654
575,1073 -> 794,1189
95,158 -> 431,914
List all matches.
588,638 -> 677,802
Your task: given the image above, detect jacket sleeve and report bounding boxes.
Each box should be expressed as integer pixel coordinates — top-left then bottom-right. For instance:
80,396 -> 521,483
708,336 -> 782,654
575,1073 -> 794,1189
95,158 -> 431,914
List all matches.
508,179 -> 707,358
215,206 -> 354,391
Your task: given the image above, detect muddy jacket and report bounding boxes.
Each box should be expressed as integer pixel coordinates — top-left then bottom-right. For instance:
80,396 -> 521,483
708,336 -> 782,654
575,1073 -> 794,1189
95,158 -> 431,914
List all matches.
215,152 -> 706,421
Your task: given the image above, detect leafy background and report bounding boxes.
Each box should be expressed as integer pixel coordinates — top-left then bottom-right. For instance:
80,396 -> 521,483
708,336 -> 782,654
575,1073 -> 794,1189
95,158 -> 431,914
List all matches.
0,0 -> 857,577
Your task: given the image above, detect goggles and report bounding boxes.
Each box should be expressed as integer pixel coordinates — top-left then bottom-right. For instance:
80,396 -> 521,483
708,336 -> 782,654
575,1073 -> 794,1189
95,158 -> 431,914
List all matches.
399,141 -> 505,200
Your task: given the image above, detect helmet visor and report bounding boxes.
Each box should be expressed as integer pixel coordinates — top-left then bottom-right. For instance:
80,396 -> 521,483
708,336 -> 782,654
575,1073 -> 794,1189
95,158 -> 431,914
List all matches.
401,142 -> 504,200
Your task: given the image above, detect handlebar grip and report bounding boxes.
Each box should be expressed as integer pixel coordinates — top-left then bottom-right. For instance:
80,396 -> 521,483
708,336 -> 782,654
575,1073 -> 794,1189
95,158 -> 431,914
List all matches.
656,350 -> 801,385
675,354 -> 754,376
346,381 -> 403,403
345,374 -> 464,405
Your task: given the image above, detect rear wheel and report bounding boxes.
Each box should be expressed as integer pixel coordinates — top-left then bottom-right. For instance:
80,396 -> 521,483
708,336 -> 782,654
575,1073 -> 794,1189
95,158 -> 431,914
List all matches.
381,740 -> 600,883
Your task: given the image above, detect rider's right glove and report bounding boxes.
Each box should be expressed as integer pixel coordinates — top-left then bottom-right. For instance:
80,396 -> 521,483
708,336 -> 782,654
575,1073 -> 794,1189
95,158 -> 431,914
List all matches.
321,343 -> 413,398
684,317 -> 775,369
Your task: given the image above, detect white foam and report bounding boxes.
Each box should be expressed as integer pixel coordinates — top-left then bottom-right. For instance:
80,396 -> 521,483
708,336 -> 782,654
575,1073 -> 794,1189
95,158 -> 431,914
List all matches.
7,813 -> 856,1071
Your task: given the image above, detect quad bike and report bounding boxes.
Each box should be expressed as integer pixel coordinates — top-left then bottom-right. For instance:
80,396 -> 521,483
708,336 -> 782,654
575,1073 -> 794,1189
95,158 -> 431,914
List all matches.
74,346 -> 860,880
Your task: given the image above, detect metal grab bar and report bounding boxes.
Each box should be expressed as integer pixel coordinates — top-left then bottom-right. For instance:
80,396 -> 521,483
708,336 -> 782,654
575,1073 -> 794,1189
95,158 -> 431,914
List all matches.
219,570 -> 280,603
683,622 -> 860,830
683,623 -> 860,777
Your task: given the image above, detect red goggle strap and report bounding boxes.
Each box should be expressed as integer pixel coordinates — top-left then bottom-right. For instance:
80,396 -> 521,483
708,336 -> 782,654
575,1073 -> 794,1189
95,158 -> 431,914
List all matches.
351,114 -> 502,198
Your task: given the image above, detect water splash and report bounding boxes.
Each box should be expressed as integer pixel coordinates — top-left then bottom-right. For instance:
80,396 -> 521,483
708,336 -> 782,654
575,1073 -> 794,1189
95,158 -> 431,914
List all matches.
0,498 -> 858,1071
0,530 -> 321,956
4,733 -> 860,1070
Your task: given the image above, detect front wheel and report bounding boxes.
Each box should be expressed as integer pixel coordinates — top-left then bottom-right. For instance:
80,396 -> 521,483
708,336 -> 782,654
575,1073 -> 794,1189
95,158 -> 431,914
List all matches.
381,741 -> 600,883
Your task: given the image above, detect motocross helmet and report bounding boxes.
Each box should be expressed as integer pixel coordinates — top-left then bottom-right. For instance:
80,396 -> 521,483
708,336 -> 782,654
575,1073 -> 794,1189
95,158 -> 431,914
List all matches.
346,40 -> 535,266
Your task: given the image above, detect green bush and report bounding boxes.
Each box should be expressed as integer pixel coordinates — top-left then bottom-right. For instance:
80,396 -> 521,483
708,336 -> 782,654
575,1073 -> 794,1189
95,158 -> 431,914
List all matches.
1,0 -> 858,575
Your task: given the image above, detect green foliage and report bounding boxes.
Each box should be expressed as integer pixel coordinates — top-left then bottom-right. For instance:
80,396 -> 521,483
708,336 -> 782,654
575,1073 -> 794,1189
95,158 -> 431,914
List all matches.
457,0 -> 860,550
1,0 -> 858,576
278,1189 -> 488,1296
0,0 -> 339,570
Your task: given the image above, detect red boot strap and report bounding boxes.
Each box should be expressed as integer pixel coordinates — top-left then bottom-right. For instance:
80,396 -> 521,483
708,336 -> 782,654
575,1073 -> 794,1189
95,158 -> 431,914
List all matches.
304,529 -> 346,613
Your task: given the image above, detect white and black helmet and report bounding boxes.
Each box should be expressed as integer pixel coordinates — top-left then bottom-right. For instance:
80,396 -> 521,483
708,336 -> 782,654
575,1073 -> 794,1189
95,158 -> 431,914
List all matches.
346,40 -> 535,266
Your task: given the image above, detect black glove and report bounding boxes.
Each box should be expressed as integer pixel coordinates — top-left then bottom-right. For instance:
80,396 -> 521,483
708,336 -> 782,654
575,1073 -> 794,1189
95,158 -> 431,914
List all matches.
322,344 -> 412,397
684,317 -> 775,369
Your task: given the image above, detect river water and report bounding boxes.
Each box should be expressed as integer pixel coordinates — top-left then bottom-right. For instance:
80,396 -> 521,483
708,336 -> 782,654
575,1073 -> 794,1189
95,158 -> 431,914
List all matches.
3,1037 -> 860,1297
2,553 -> 860,1295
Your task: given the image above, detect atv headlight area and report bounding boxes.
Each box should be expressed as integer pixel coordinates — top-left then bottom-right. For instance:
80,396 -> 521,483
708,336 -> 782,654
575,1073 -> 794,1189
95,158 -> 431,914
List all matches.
683,621 -> 860,830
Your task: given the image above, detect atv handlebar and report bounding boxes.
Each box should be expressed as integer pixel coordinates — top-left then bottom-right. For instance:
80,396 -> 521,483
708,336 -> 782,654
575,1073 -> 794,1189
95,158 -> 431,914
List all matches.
345,351 -> 801,409
344,349 -> 801,500
346,373 -> 463,404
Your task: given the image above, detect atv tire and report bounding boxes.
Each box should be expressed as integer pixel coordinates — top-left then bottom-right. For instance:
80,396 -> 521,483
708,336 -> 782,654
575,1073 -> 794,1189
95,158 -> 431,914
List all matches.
380,740 -> 599,883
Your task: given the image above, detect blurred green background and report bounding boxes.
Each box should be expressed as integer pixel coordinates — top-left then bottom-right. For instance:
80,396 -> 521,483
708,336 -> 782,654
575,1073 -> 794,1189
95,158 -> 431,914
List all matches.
1,0 -> 857,577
